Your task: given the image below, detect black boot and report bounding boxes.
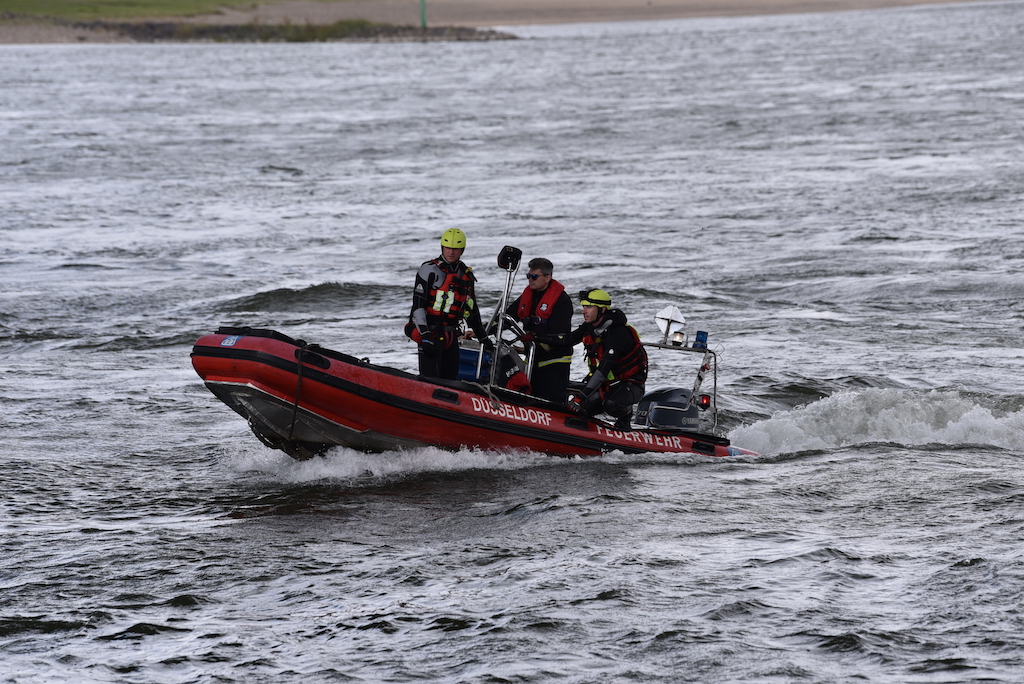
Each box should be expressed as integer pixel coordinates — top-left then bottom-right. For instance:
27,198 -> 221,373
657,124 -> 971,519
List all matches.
614,415 -> 632,431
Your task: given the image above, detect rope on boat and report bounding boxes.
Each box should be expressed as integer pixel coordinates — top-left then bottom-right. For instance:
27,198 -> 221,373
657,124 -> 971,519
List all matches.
287,343 -> 307,441
479,382 -> 502,411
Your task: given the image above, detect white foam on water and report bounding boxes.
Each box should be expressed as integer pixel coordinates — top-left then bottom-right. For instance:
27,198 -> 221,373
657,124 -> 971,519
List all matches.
730,388 -> 1024,456
226,443 -> 554,483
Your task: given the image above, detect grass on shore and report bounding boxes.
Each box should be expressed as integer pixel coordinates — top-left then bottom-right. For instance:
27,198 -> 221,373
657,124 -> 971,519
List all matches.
0,0 -> 304,21
90,18 -> 395,41
0,0 -> 516,42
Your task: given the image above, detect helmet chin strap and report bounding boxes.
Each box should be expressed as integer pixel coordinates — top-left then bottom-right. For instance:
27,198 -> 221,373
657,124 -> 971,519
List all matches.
594,310 -> 613,334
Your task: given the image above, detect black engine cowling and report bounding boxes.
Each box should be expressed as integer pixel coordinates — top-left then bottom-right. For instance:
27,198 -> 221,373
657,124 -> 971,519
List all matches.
635,388 -> 700,429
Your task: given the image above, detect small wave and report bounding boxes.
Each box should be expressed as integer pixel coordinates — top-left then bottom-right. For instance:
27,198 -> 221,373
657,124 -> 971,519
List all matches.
73,330 -> 207,351
163,594 -> 216,608
220,282 -> 407,315
53,262 -> 123,271
0,616 -> 90,637
730,388 -> 1024,456
0,328 -> 68,343
96,622 -> 191,641
259,165 -> 304,176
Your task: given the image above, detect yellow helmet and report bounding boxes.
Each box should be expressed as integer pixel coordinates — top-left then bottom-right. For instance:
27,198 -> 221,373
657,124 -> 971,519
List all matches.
579,288 -> 612,308
440,228 -> 467,249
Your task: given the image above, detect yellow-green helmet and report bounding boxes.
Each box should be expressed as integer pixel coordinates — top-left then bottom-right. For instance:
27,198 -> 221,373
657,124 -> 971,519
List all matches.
580,288 -> 612,308
440,228 -> 467,249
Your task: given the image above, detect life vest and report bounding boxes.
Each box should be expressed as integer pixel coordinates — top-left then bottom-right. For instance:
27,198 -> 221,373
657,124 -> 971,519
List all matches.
516,280 -> 566,322
514,280 -> 572,368
583,320 -> 647,383
426,258 -> 476,325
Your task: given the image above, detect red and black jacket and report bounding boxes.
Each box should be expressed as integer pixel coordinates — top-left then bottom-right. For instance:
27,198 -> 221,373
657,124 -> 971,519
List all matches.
506,280 -> 573,365
572,308 -> 648,385
409,256 -> 486,341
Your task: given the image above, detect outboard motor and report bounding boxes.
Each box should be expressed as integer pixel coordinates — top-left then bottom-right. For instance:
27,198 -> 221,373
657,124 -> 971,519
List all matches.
635,388 -> 700,430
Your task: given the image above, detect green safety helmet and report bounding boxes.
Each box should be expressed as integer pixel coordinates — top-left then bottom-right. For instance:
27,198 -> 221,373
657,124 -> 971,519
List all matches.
579,288 -> 612,308
440,228 -> 467,249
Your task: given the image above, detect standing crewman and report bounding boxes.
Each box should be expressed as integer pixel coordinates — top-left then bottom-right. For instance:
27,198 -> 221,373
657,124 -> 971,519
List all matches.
568,288 -> 648,429
505,257 -> 574,403
407,228 -> 488,380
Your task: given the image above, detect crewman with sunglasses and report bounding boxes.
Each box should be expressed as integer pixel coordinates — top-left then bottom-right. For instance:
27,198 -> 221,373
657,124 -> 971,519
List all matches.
505,258 -> 574,403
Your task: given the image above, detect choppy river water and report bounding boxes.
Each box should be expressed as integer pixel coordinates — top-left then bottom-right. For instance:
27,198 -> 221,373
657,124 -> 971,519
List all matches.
2,2 -> 1024,681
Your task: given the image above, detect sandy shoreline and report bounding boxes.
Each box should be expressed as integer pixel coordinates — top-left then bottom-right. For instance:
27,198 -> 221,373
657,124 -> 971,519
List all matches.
0,0 -> 989,43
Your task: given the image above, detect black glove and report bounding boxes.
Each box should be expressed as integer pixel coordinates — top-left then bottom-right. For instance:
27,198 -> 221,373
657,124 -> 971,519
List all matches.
583,372 -> 604,394
532,333 -> 562,346
566,394 -> 585,414
480,336 -> 496,352
419,331 -> 439,358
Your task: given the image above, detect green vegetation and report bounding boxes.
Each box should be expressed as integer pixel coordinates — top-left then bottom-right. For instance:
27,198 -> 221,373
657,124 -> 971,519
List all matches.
0,0 -> 516,42
174,19 -> 377,42
0,0 -> 292,21
111,18 -> 385,41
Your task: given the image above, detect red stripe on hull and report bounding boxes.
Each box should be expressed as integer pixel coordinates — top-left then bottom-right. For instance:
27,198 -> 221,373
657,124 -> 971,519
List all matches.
191,331 -> 756,459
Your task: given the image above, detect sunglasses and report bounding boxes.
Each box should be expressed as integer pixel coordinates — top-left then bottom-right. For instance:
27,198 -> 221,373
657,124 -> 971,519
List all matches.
525,273 -> 548,281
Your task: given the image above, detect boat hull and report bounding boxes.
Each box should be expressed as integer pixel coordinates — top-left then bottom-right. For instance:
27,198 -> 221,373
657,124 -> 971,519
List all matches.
191,328 -> 757,459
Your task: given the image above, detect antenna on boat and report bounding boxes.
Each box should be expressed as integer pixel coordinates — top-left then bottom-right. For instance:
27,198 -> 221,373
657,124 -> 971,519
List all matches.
476,246 -> 523,385
493,246 -> 522,341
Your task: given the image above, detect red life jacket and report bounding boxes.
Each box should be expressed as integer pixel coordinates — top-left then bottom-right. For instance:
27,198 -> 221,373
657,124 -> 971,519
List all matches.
516,280 -> 566,321
583,321 -> 647,383
426,258 -> 476,325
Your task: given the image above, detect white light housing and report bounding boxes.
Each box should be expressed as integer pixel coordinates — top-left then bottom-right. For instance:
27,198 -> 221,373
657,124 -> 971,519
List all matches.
654,305 -> 686,346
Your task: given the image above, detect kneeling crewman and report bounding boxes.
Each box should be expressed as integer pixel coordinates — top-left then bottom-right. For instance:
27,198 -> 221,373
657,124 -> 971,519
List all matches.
568,289 -> 648,429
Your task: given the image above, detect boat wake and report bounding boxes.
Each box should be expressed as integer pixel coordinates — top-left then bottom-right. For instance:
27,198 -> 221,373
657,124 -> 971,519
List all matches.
730,388 -> 1024,456
224,442 -> 740,485
226,444 -> 556,484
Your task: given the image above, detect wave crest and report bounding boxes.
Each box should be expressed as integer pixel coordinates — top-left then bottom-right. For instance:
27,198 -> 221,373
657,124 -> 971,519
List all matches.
730,388 -> 1024,456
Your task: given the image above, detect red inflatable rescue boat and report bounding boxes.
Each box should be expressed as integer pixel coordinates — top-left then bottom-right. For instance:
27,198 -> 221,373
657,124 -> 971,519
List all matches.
190,326 -> 758,460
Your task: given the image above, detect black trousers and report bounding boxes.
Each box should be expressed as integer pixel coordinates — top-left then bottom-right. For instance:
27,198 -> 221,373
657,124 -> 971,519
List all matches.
581,381 -> 644,418
418,329 -> 461,380
530,362 -> 571,405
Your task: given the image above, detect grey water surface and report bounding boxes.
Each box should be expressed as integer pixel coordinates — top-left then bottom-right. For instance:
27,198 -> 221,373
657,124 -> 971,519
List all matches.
2,1 -> 1024,681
